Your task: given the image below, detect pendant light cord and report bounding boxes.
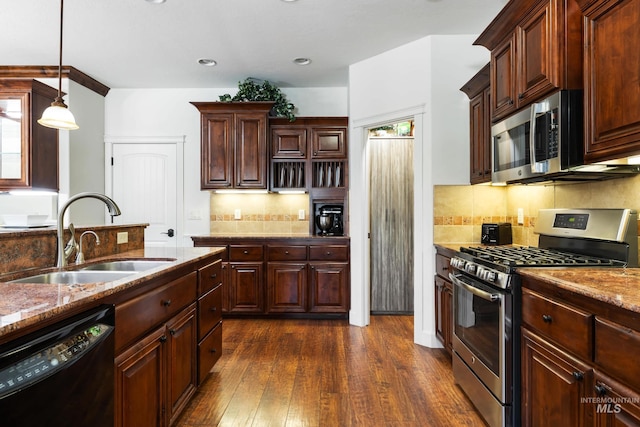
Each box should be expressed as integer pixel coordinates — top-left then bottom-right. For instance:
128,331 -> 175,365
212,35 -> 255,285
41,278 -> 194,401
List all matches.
57,0 -> 64,100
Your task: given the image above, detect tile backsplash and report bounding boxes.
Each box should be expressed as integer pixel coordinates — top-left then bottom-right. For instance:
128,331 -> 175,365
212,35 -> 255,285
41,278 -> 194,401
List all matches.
434,174 -> 640,246
210,193 -> 310,235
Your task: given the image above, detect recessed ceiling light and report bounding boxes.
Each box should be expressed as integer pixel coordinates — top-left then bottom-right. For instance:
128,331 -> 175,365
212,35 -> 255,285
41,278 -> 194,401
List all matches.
198,58 -> 217,67
145,0 -> 166,3
293,57 -> 311,66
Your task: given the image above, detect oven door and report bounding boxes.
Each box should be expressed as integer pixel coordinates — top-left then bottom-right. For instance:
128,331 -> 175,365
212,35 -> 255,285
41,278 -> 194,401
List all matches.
449,272 -> 510,403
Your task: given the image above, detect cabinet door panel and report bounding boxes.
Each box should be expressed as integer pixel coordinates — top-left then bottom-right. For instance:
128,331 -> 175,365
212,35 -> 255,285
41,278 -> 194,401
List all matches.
115,327 -> 166,427
229,262 -> 264,313
521,328 -> 592,427
583,0 -> 640,162
235,113 -> 268,188
201,113 -> 233,189
491,35 -> 517,120
267,262 -> 307,313
309,262 -> 349,313
167,305 -> 197,425
198,323 -> 222,385
311,127 -> 346,158
592,373 -> 640,426
271,127 -> 307,158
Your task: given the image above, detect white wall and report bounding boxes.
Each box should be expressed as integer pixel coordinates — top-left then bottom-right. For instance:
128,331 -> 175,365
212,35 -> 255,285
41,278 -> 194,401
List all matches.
104,87 -> 348,244
348,35 -> 489,344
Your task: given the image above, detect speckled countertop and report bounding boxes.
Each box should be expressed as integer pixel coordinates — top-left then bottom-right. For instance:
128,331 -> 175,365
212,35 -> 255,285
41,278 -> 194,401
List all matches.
0,246 -> 225,339
517,267 -> 640,314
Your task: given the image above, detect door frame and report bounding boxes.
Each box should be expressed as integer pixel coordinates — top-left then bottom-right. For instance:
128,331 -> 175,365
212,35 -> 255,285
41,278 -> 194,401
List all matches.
349,105 -> 429,344
104,135 -> 185,246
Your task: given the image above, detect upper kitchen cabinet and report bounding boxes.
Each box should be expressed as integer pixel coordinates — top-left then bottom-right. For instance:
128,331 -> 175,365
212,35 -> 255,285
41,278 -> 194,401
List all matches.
191,102 -> 273,190
461,64 -> 491,184
0,79 -> 58,191
578,0 -> 640,163
475,0 -> 583,121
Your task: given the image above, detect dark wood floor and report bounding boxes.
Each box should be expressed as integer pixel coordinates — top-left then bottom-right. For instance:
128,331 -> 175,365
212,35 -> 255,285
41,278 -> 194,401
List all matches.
176,315 -> 486,426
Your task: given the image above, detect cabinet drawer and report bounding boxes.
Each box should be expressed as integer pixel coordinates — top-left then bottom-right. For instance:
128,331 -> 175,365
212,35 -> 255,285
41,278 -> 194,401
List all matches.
522,289 -> 593,360
309,245 -> 348,261
198,322 -> 222,385
595,317 -> 640,391
267,245 -> 307,261
198,259 -> 222,295
229,245 -> 264,261
435,253 -> 451,279
115,272 -> 197,353
198,285 -> 223,340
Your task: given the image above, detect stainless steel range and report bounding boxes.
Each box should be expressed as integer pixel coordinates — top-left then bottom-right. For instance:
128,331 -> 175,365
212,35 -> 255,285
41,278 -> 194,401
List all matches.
449,208 -> 638,427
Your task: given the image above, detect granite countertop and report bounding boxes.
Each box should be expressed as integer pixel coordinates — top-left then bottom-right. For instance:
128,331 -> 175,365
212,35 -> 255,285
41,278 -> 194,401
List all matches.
518,267 -> 640,315
0,246 -> 225,338
192,234 -> 350,240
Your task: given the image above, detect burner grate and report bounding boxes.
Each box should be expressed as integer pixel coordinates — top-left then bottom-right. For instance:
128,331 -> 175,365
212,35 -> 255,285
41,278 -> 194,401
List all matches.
460,246 -> 619,267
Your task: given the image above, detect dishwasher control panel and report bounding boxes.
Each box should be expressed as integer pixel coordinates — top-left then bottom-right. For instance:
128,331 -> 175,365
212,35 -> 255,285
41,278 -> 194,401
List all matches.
0,323 -> 112,399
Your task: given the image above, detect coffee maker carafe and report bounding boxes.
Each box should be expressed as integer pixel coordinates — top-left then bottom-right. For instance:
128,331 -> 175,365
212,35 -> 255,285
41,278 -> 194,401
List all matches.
315,205 -> 344,236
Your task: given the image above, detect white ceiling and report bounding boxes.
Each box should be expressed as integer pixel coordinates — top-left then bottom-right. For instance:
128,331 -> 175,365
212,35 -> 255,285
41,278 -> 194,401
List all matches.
1,0 -> 507,90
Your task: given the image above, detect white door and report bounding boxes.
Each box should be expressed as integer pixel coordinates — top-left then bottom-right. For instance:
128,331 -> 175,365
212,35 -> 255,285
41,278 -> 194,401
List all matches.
111,143 -> 179,248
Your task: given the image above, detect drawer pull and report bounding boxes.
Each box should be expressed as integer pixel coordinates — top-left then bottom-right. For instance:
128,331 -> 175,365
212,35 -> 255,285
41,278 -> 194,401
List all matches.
326,251 -> 331,256
210,307 -> 218,312
243,250 -> 249,254
159,335 -> 167,343
162,299 -> 172,307
572,371 -> 584,381
542,314 -> 552,323
210,348 -> 217,354
285,251 -> 289,255
595,384 -> 607,396
169,329 -> 176,336
210,273 -> 217,279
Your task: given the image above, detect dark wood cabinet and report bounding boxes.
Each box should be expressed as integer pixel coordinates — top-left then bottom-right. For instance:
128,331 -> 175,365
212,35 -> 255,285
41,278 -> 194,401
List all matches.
193,237 -> 350,318
196,260 -> 223,385
109,252 -> 223,427
115,304 -> 197,427
0,79 -> 59,191
475,0 -> 583,121
521,328 -> 593,427
578,0 -> 640,163
311,126 -> 347,159
191,102 -> 272,190
434,248 -> 454,355
461,64 -> 492,184
521,274 -> 640,426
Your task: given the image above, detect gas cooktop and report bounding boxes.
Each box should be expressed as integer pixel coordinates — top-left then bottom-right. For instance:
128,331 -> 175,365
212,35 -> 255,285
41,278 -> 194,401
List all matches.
459,245 -> 626,267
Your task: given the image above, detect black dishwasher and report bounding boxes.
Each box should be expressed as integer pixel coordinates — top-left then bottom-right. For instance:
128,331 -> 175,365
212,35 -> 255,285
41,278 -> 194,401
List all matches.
0,304 -> 115,427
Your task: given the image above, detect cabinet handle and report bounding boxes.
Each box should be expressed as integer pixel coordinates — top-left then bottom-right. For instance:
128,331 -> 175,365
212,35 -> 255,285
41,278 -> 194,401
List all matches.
243,250 -> 249,254
595,384 -> 607,396
232,265 -> 235,269
210,348 -> 217,354
285,251 -> 289,255
210,273 -> 217,279
162,299 -> 172,307
169,329 -> 176,336
210,306 -> 218,312
518,93 -> 524,100
542,314 -> 552,323
326,251 -> 332,256
222,265 -> 226,270
442,266 -> 449,271
572,371 -> 584,381
311,265 -> 315,269
159,335 -> 167,343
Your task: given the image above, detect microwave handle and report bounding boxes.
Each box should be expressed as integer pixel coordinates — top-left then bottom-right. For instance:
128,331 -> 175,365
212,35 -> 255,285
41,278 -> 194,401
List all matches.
529,105 -> 537,172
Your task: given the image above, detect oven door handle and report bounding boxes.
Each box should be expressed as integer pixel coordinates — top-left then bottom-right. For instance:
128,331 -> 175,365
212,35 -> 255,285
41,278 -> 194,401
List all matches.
449,273 -> 500,302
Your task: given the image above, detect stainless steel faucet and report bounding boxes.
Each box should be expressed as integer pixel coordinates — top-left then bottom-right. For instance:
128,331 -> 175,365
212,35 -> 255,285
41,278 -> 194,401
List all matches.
56,192 -> 121,268
76,230 -> 100,264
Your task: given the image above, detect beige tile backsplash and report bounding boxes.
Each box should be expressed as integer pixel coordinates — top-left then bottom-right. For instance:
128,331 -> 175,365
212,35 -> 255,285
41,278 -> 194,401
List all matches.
210,193 -> 310,235
434,174 -> 640,246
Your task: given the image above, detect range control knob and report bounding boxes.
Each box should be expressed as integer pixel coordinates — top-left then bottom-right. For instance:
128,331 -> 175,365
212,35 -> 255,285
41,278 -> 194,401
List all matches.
464,262 -> 477,274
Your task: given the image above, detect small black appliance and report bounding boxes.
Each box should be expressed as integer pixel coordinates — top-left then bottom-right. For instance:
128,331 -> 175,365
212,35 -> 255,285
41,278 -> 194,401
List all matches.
315,204 -> 344,236
481,222 -> 512,245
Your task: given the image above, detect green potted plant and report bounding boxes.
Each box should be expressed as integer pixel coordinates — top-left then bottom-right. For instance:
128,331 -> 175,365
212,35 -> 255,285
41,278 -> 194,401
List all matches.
220,78 -> 296,121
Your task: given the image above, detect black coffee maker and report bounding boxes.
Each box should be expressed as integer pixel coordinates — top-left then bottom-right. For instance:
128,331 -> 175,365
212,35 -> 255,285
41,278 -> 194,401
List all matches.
315,205 -> 344,236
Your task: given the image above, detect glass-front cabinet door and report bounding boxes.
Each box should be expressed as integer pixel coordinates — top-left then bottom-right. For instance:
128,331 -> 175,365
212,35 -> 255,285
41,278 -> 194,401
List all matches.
0,80 -> 59,191
0,95 -> 28,184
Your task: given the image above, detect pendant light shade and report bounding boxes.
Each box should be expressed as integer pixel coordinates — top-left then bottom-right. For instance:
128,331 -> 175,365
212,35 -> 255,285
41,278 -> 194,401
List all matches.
38,0 -> 78,130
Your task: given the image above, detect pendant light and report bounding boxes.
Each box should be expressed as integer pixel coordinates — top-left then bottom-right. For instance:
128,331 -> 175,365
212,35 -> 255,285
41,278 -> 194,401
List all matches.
38,0 -> 79,130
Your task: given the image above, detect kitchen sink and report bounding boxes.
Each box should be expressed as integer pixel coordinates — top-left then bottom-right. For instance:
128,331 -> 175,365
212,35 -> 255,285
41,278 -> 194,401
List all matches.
10,270 -> 135,285
80,259 -> 175,272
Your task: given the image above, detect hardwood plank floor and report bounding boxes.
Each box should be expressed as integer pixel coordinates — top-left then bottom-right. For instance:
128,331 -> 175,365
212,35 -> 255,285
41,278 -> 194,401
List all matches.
175,316 -> 486,427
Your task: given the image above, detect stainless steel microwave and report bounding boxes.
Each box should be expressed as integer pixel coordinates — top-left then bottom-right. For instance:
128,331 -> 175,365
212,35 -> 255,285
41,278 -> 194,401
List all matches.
491,90 -> 582,184
491,90 -> 640,184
